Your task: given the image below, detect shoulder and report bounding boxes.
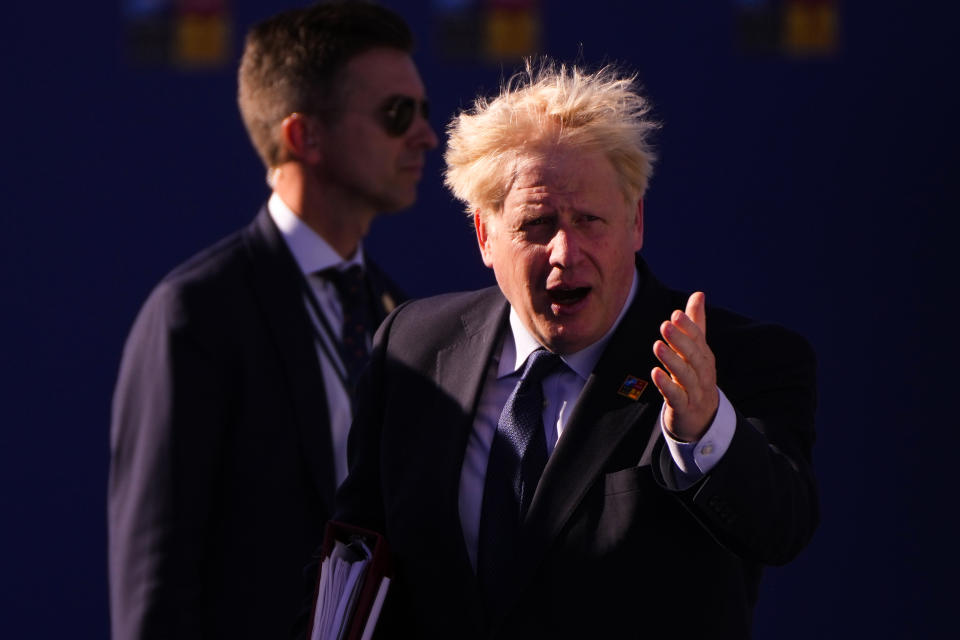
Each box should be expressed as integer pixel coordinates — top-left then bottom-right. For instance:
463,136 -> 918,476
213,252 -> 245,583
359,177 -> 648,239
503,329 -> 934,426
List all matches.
141,232 -> 248,327
702,304 -> 816,399
398,287 -> 502,316
372,286 -> 504,360
707,304 -> 815,365
639,262 -> 815,369
166,229 -> 248,286
388,287 -> 503,332
130,214 -> 279,340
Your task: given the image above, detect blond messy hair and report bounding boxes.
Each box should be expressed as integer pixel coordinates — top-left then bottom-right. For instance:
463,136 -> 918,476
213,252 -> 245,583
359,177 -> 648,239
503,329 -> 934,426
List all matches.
444,58 -> 659,215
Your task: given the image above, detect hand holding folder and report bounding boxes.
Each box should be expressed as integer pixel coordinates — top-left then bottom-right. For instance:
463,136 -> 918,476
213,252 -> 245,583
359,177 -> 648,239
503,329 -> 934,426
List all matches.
309,521 -> 392,640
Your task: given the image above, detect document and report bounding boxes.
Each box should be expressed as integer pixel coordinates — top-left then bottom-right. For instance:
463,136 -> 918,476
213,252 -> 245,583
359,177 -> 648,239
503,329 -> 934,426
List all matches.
309,522 -> 392,640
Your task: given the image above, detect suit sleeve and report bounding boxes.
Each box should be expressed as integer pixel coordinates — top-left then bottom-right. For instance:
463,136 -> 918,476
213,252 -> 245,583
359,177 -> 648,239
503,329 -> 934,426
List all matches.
652,324 -> 819,566
108,283 -> 231,639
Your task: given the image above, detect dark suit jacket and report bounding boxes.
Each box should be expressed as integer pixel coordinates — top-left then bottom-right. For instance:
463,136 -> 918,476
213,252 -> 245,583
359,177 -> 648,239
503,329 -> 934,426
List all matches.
108,206 -> 402,639
334,257 -> 818,639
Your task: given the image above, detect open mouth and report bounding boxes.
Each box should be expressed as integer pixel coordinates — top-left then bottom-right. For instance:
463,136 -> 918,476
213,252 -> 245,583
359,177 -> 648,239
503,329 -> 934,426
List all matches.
547,287 -> 591,306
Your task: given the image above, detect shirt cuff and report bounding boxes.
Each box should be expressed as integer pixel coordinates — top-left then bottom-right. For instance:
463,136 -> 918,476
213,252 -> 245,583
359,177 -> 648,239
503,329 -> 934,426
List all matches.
661,389 -> 735,487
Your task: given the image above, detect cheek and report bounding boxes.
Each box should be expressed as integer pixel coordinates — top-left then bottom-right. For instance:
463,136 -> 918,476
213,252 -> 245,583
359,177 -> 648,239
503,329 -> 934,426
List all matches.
493,245 -> 537,292
516,248 -> 551,292
597,234 -> 635,268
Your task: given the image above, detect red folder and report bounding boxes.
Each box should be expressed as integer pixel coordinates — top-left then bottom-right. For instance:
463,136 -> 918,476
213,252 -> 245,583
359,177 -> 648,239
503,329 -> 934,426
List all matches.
308,521 -> 392,640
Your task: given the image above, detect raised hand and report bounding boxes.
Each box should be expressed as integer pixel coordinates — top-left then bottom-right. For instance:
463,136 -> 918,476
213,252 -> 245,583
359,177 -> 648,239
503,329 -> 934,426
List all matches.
650,291 -> 719,442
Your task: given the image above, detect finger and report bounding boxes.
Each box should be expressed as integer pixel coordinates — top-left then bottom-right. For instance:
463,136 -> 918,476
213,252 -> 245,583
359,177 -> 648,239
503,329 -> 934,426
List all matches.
660,319 -> 700,363
685,291 -> 707,336
653,339 -> 697,389
655,341 -> 713,417
666,318 -> 714,380
651,366 -> 686,407
670,310 -> 704,343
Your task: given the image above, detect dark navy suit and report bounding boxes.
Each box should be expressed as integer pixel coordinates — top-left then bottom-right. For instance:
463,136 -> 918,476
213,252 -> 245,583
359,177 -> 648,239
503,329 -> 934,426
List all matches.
109,206 -> 402,639
335,256 -> 818,639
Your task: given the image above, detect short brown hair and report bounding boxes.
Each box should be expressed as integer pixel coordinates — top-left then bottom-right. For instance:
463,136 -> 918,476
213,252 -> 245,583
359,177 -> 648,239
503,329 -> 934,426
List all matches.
238,1 -> 414,168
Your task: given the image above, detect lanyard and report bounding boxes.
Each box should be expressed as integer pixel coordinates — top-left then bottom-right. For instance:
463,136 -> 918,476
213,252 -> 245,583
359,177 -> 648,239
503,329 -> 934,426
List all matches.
299,275 -> 355,399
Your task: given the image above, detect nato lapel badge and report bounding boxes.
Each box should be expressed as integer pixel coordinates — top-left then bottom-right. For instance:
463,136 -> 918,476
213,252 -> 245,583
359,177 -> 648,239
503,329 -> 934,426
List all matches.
617,375 -> 648,400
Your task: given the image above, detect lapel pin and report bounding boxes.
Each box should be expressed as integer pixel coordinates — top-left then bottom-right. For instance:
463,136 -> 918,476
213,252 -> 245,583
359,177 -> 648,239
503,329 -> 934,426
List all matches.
381,292 -> 396,314
617,375 -> 648,400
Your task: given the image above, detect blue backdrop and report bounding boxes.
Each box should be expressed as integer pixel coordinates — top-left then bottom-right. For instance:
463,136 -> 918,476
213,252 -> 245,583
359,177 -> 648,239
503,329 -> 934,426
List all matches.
2,1 -> 956,637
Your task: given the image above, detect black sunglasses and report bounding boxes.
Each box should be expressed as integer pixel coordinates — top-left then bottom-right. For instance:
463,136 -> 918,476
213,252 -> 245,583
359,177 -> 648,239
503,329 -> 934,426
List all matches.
379,95 -> 430,137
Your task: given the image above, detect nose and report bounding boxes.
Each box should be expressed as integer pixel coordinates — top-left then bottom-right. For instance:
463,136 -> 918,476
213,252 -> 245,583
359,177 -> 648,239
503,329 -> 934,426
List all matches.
548,227 -> 580,269
408,114 -> 439,150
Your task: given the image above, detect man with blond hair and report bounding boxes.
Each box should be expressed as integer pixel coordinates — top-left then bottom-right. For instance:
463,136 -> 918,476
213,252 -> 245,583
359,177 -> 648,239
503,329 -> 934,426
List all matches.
108,2 -> 437,638
333,59 -> 818,638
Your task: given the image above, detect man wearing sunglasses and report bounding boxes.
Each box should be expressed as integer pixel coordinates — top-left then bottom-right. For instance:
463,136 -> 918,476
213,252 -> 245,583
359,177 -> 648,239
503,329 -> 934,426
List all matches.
108,2 -> 437,639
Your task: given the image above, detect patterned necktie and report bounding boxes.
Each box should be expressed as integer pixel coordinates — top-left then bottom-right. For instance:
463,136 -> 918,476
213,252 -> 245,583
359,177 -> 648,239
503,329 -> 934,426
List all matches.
478,348 -> 564,620
321,265 -> 373,390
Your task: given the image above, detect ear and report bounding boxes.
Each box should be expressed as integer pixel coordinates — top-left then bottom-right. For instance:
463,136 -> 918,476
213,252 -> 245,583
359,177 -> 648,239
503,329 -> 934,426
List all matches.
632,199 -> 644,252
280,113 -> 322,164
474,209 -> 495,268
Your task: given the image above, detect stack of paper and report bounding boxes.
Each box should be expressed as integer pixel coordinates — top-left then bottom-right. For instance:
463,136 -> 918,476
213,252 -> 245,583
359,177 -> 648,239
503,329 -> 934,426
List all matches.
309,524 -> 392,640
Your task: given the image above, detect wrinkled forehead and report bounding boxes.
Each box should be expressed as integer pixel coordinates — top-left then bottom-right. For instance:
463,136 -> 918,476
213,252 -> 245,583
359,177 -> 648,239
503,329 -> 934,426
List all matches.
505,148 -> 622,205
512,153 -> 575,189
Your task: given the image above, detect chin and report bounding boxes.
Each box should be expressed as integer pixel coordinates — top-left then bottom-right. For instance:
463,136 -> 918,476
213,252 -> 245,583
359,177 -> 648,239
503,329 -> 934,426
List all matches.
540,328 -> 581,355
547,321 -> 602,354
380,190 -> 417,213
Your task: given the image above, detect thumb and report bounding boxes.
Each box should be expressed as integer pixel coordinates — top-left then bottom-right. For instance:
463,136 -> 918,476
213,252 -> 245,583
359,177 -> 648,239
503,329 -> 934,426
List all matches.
686,291 -> 707,335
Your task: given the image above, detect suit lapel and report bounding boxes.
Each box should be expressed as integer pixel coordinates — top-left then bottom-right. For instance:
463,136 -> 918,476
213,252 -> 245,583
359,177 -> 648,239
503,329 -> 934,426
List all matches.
430,288 -> 509,629
243,207 -> 337,510
434,288 -> 509,427
432,288 -> 509,536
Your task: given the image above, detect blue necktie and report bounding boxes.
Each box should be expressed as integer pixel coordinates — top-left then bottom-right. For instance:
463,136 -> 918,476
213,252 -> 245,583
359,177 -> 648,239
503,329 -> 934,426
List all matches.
321,265 -> 372,390
478,348 -> 564,619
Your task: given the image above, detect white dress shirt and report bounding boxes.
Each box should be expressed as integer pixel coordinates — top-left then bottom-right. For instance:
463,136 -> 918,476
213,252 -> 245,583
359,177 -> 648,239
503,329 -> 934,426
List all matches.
268,192 -> 367,487
458,268 -> 736,568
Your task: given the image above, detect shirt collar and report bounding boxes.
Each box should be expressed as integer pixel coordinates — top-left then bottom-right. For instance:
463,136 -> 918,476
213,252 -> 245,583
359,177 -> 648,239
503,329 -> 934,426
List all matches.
267,192 -> 365,275
498,267 -> 639,381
